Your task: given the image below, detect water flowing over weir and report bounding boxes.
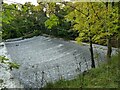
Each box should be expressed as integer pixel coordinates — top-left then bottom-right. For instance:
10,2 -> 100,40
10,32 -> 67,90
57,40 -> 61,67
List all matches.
0,42 -> 24,88
4,36 -> 116,88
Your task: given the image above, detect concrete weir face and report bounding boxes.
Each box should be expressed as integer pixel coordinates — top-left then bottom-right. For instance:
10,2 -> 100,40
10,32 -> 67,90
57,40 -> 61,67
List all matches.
4,36 -> 111,88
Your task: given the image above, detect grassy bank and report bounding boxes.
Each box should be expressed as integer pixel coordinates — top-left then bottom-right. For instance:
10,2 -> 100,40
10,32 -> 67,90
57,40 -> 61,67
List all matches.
44,53 -> 119,88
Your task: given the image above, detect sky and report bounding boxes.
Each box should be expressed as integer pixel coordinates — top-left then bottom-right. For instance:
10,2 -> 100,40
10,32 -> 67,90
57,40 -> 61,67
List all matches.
3,0 -> 72,5
4,0 -> 38,5
3,0 -> 118,5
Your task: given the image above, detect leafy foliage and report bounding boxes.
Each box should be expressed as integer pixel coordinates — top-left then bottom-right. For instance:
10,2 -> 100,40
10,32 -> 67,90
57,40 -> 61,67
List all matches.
2,2 -> 119,42
65,2 -> 119,45
2,2 -> 47,39
0,56 -> 20,70
2,2 -> 78,40
45,14 -> 59,29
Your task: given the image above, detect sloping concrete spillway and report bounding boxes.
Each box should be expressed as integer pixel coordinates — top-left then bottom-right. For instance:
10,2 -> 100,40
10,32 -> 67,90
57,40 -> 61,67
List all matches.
5,36 -> 110,88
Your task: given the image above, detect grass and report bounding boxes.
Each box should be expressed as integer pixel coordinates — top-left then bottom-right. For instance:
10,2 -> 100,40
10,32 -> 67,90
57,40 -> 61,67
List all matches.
44,53 -> 120,88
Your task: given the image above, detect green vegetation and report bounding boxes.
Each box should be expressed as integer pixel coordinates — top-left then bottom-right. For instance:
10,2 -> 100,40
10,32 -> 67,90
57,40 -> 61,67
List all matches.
44,53 -> 119,88
2,2 -> 78,40
0,56 -> 20,70
2,2 -> 119,42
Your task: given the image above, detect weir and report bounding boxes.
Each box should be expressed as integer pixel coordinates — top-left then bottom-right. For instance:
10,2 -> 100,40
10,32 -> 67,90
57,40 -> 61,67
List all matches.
2,36 -> 116,88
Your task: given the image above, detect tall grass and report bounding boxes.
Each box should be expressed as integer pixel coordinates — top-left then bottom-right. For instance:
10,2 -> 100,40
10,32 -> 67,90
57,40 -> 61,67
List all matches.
44,53 -> 119,88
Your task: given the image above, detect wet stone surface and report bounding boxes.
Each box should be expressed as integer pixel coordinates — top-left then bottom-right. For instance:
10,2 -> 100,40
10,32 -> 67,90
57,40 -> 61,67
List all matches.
4,36 -> 116,88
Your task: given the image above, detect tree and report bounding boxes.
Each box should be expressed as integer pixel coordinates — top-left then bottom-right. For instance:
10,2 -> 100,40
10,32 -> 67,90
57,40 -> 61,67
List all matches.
66,2 -> 107,68
65,1 -> 119,67
104,2 -> 119,59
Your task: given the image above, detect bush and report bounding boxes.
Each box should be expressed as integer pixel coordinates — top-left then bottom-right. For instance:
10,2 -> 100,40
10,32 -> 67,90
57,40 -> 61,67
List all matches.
33,30 -> 41,36
22,30 -> 42,39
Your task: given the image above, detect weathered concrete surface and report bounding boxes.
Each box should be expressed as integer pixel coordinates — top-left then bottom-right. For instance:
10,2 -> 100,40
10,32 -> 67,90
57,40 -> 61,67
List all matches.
4,36 -> 117,88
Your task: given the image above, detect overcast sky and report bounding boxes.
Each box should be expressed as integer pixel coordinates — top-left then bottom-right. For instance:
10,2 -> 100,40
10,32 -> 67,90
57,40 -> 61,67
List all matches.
3,0 -> 117,6
3,0 -> 72,5
4,0 -> 38,5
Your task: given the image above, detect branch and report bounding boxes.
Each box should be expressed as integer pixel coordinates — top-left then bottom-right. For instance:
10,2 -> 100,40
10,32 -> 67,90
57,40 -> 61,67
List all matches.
63,2 -> 88,17
90,3 -> 100,20
3,7 -> 20,11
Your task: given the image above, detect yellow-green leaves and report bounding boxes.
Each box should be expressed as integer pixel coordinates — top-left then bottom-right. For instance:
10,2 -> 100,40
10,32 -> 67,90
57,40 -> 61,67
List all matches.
66,2 -> 119,44
0,56 -> 9,63
45,14 -> 59,29
0,56 -> 20,70
8,62 -> 20,70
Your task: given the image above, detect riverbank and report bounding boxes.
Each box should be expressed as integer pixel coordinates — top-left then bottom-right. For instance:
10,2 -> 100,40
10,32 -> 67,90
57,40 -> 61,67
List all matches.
44,53 -> 119,88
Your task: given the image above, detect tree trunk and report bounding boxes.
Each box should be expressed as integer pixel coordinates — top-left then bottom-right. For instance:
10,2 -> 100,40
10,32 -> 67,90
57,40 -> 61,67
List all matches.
89,37 -> 95,68
107,37 -> 112,60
